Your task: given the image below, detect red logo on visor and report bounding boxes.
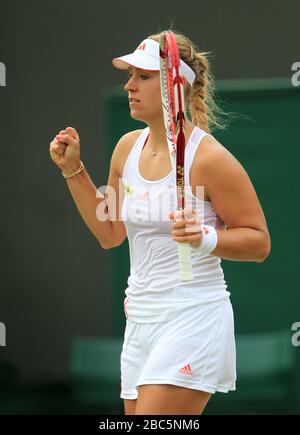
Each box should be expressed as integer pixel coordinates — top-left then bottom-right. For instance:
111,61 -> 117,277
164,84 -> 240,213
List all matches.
137,43 -> 146,51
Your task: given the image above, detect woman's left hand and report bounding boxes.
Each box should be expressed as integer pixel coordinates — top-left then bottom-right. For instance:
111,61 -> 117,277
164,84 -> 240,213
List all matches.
169,207 -> 203,248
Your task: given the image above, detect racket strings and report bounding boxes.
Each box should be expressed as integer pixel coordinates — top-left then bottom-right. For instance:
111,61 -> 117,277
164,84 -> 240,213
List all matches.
161,47 -> 176,155
167,63 -> 177,147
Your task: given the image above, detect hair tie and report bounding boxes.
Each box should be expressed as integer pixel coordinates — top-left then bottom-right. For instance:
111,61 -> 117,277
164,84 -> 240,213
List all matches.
190,45 -> 194,61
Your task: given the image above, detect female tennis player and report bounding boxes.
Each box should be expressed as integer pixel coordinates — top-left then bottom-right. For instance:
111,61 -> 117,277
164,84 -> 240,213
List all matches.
49,31 -> 271,415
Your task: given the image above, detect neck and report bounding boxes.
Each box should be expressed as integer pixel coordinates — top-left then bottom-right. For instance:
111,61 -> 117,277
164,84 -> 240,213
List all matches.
146,118 -> 194,153
146,118 -> 168,153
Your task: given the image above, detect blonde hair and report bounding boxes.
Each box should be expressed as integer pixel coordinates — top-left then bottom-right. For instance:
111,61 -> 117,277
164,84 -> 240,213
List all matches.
148,30 -> 232,133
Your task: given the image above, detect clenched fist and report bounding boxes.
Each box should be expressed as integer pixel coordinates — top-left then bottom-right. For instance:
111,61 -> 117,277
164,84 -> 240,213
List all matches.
49,126 -> 81,174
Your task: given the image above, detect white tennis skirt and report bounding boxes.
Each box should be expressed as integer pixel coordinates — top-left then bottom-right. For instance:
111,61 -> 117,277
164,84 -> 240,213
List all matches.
120,298 -> 236,400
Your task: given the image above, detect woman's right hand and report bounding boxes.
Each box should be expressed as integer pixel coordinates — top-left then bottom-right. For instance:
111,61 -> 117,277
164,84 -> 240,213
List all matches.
49,126 -> 81,174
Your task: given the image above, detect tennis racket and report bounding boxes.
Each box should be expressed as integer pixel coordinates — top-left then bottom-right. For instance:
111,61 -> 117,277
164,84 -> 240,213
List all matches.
159,31 -> 193,281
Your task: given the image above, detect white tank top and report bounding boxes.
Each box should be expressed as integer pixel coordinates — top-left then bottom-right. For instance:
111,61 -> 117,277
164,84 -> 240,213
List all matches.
121,126 -> 230,323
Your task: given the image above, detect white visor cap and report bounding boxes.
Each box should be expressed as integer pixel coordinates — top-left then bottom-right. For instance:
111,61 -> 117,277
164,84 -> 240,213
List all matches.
112,39 -> 196,86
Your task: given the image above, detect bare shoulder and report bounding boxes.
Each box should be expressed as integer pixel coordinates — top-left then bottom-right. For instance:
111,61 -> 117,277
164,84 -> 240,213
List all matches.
197,134 -> 238,163
113,129 -> 144,177
195,134 -> 270,236
196,134 -> 248,179
191,133 -> 254,205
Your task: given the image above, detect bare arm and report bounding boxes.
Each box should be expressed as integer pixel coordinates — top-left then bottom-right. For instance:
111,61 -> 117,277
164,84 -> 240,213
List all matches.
49,127 -> 138,249
171,136 -> 271,262
203,137 -> 271,262
65,166 -> 117,248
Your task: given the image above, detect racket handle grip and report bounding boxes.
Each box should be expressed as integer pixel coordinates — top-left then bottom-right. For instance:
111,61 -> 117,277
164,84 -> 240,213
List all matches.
178,242 -> 193,281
